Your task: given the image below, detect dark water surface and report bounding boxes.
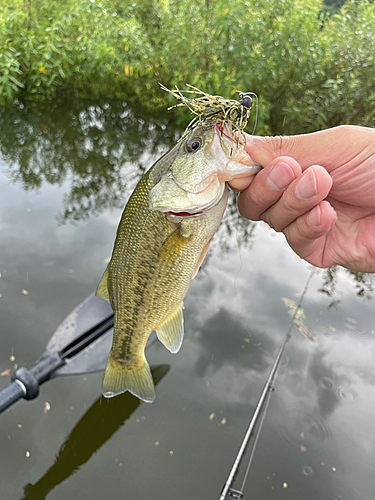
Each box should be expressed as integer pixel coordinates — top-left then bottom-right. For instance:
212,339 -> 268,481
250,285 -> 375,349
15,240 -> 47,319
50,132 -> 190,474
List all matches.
0,98 -> 374,500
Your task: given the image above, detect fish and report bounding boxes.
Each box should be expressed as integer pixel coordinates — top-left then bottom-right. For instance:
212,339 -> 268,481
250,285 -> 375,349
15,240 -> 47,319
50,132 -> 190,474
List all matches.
95,122 -> 260,402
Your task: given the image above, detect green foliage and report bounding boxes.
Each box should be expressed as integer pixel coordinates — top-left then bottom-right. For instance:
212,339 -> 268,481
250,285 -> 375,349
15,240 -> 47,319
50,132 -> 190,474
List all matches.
0,0 -> 375,133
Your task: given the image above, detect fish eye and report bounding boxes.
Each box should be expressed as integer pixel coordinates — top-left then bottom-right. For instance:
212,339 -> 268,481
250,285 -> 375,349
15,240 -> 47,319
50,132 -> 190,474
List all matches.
186,137 -> 203,153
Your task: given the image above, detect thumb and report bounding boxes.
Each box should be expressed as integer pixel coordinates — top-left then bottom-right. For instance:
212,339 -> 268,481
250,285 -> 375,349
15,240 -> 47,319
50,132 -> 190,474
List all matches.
245,134 -> 304,167
245,125 -> 373,172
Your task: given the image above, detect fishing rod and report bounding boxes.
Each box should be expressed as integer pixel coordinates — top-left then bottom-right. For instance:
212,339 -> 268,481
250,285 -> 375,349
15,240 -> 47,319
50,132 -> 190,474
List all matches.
219,269 -> 315,499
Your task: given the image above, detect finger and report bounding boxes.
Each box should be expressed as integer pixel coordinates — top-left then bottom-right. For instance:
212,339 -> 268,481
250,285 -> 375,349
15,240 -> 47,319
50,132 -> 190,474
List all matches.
235,156 -> 302,220
261,166 -> 333,232
229,176 -> 255,192
283,201 -> 337,267
244,126 -> 375,172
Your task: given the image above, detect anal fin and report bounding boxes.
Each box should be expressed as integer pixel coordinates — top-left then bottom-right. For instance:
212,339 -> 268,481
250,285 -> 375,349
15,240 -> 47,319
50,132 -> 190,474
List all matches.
95,265 -> 110,303
156,303 -> 184,354
102,351 -> 155,403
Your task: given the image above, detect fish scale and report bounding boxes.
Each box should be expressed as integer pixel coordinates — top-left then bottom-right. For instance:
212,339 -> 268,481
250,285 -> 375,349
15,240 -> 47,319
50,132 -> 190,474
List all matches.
95,122 -> 260,402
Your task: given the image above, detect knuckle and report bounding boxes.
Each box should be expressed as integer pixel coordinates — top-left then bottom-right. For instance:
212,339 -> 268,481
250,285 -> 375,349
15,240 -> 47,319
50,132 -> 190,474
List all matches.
270,135 -> 298,157
260,212 -> 282,232
250,188 -> 268,210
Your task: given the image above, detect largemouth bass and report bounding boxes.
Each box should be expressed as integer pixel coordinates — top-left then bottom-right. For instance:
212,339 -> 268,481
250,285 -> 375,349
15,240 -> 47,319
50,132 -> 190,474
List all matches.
96,122 -> 260,402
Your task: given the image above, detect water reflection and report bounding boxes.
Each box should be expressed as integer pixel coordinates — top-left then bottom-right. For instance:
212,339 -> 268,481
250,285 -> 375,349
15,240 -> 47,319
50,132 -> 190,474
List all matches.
20,364 -> 169,500
192,308 -> 274,378
0,98 -> 181,223
308,348 -> 345,419
1,98 -> 374,305
280,409 -> 331,451
317,266 -> 375,305
0,97 -> 258,252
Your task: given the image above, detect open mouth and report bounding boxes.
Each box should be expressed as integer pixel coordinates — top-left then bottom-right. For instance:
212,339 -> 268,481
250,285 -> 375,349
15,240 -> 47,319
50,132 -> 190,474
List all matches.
216,122 -> 233,141
167,211 -> 203,217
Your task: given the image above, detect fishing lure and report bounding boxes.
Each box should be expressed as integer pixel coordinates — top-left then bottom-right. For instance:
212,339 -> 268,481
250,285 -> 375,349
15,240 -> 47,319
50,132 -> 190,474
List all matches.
159,83 -> 258,149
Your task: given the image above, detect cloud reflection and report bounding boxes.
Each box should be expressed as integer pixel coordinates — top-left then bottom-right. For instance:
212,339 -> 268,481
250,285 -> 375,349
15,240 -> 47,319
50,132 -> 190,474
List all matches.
193,308 -> 275,380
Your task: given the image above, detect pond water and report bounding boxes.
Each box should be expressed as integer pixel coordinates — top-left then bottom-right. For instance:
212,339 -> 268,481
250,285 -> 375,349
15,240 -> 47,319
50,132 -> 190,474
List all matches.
0,98 -> 374,500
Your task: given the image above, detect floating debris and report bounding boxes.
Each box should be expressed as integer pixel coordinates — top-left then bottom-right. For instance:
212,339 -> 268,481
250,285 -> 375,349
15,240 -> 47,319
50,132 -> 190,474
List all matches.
169,450 -> 174,456
155,441 -> 160,447
17,424 -> 22,429
282,482 -> 288,488
25,451 -> 30,458
220,417 -> 227,426
209,412 -> 215,421
281,297 -> 314,341
302,466 -> 313,476
10,355 -> 15,362
1,369 -> 10,377
21,289 -> 29,295
332,466 -> 337,472
43,402 -> 51,413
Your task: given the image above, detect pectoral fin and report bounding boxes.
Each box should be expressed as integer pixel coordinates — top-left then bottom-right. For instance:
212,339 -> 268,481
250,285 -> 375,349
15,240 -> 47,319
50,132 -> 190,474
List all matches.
102,351 -> 155,403
95,265 -> 110,303
156,303 -> 184,353
159,227 -> 191,264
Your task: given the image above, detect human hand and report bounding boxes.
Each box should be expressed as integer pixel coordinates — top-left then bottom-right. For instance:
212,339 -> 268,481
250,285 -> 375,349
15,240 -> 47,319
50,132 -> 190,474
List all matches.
229,125 -> 375,272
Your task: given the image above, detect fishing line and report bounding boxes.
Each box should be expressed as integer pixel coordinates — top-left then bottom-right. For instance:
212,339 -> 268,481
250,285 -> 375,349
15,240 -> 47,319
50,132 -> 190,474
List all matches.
219,268 -> 315,499
239,390 -> 271,494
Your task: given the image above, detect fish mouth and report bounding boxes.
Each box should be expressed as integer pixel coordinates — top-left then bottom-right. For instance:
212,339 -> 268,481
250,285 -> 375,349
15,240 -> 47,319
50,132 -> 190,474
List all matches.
216,122 -> 233,141
165,185 -> 226,218
167,210 -> 203,217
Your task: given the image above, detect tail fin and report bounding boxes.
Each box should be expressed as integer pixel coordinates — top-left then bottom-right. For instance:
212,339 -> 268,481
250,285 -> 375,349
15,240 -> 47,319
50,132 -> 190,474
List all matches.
102,352 -> 155,403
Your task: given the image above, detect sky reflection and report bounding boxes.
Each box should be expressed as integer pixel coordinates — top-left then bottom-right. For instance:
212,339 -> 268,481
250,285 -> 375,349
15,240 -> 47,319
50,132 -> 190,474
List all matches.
0,100 -> 375,500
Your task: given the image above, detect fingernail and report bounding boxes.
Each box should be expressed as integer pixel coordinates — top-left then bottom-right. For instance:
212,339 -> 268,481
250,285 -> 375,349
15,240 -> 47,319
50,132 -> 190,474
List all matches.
307,206 -> 321,226
266,162 -> 295,190
295,169 -> 318,200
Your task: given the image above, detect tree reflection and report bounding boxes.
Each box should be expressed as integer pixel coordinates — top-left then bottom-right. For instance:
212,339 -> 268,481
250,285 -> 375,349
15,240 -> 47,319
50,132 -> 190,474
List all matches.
0,97 -> 181,223
318,266 -> 375,306
1,97 -> 373,300
0,96 -> 259,251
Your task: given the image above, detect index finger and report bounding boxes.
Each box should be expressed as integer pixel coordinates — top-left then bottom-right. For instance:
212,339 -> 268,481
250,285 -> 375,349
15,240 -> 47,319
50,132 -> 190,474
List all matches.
231,156 -> 302,221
